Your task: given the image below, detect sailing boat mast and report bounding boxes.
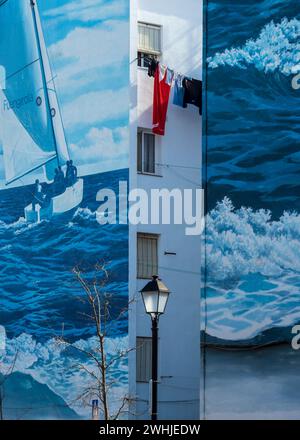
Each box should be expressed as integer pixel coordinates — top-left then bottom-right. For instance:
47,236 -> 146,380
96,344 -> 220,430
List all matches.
30,0 -> 60,168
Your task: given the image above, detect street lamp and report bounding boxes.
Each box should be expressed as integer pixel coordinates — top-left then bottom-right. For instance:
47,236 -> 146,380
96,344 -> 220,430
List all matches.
140,275 -> 170,421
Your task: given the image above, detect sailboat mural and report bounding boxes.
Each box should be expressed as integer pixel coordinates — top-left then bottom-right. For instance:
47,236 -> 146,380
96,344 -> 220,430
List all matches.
0,0 -> 129,420
0,0 -> 83,223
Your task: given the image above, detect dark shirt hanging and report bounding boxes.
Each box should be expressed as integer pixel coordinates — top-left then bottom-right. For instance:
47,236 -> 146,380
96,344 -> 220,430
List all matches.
183,78 -> 202,114
148,58 -> 159,77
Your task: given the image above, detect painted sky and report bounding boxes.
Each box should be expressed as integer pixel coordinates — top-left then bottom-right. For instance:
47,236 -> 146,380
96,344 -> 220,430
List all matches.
40,0 -> 129,175
0,0 -> 129,181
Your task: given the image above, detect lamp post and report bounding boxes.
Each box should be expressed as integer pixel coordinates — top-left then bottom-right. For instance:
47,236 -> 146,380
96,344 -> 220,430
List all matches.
140,275 -> 170,421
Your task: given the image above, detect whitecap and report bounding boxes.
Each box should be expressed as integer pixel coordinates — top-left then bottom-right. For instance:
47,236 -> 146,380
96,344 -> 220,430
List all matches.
207,17 -> 300,75
204,198 -> 300,341
73,207 -> 97,221
206,197 -> 300,281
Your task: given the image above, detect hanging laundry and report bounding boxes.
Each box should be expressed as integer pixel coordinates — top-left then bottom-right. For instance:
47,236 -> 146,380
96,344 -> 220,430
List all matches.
152,64 -> 174,136
148,58 -> 159,77
183,78 -> 202,114
173,74 -> 185,108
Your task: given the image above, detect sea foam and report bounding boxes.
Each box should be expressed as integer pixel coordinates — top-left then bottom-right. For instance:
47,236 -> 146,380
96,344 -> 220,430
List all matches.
0,333 -> 128,418
207,18 -> 300,75
204,198 -> 300,341
206,197 -> 300,282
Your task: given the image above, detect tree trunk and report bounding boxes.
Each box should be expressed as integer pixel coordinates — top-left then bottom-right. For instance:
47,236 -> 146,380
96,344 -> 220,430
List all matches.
99,335 -> 109,420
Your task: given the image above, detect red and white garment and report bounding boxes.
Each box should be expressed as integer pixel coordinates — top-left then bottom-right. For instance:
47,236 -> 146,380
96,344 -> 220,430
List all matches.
152,64 -> 174,136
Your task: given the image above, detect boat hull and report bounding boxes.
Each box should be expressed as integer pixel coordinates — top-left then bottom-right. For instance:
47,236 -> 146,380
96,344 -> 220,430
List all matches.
25,178 -> 84,223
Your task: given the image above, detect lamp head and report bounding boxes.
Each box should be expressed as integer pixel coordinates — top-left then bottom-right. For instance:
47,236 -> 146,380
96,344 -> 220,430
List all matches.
140,275 -> 170,319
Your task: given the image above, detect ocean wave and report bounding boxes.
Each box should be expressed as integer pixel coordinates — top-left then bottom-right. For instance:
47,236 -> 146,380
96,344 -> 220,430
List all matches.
203,272 -> 300,342
73,207 -> 97,221
0,208 -> 97,235
206,197 -> 300,282
204,198 -> 300,342
0,204 -> 128,340
0,333 -> 128,418
0,171 -> 129,416
207,17 -> 300,75
0,216 -> 45,235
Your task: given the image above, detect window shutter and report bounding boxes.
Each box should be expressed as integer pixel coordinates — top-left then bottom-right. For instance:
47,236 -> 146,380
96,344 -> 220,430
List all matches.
137,131 -> 143,172
136,337 -> 152,382
137,233 -> 158,279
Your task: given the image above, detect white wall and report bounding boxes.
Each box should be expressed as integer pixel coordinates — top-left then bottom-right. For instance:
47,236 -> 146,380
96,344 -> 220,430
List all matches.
129,0 -> 202,420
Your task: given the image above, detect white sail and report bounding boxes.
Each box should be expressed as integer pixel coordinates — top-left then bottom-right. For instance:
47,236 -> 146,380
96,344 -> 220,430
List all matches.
0,89 -> 56,185
0,0 -> 69,186
34,1 -> 70,166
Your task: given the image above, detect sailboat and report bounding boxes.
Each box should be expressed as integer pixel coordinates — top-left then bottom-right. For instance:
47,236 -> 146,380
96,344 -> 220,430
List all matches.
0,0 -> 83,223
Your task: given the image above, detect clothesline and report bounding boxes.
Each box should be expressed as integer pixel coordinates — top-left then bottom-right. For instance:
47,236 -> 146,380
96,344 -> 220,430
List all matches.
134,54 -> 202,137
137,53 -> 194,83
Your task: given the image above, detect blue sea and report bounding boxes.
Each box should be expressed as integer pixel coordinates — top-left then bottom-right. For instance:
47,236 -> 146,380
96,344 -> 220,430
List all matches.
0,168 -> 128,418
204,1 -> 300,346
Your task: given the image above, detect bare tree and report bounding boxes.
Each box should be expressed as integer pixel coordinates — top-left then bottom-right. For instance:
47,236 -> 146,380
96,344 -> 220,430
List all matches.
57,263 -> 134,420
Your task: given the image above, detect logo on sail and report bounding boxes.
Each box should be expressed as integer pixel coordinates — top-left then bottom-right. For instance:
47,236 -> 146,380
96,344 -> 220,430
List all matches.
3,94 -> 34,111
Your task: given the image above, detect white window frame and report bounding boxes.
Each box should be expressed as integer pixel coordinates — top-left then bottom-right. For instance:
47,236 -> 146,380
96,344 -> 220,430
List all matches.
137,129 -> 158,175
137,233 -> 159,279
137,22 -> 162,69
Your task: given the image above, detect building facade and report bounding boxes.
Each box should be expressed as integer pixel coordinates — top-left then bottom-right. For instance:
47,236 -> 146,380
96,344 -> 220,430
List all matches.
129,0 -> 203,420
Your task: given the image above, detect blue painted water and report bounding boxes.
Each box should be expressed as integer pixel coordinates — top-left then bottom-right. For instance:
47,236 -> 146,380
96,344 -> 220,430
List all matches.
0,168 -> 128,418
204,1 -> 300,345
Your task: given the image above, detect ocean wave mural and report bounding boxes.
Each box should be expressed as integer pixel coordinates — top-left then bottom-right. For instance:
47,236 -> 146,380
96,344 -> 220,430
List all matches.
204,0 -> 300,419
205,197 -> 300,344
0,0 -> 129,420
208,17 -> 300,75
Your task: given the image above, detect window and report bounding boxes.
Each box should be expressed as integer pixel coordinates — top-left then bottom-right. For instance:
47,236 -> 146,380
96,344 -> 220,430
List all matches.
138,22 -> 161,68
137,130 -> 156,174
136,337 -> 152,383
137,233 -> 158,279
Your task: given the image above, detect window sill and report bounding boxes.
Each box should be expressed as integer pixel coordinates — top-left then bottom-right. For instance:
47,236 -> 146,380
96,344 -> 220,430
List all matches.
137,171 -> 163,178
137,276 -> 155,280
137,66 -> 148,71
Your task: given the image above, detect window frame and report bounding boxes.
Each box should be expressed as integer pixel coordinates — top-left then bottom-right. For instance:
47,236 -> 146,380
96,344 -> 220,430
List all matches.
137,232 -> 159,280
137,22 -> 162,69
137,129 -> 156,175
136,336 -> 152,383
